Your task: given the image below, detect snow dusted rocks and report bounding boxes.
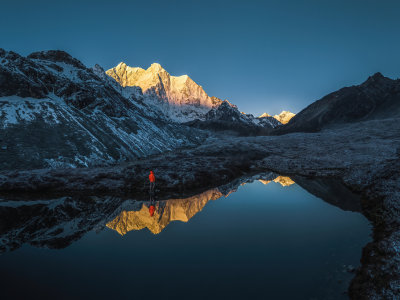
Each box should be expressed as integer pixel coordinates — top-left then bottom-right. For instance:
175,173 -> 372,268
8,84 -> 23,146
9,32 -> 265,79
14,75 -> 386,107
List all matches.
0,49 -> 205,170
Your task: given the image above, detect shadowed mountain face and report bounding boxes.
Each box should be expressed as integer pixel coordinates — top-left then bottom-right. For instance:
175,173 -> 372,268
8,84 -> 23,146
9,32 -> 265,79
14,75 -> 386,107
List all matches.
276,73 -> 400,133
0,49 -> 205,170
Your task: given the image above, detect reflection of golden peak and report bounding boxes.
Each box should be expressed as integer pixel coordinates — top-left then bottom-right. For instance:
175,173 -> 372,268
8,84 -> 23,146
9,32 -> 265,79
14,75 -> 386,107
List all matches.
258,176 -> 295,187
106,189 -> 222,235
273,176 -> 295,187
258,179 -> 272,185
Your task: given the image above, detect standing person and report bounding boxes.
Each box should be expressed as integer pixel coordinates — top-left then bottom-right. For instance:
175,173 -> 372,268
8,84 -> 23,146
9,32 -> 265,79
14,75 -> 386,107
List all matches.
149,170 -> 156,194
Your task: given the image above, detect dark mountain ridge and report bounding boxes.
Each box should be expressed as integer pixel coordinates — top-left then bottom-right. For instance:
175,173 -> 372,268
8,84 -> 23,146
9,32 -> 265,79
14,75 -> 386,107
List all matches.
276,72 -> 400,134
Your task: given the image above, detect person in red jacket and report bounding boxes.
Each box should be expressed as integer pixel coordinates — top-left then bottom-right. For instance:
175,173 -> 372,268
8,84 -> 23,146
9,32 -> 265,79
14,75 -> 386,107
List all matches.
149,170 -> 156,194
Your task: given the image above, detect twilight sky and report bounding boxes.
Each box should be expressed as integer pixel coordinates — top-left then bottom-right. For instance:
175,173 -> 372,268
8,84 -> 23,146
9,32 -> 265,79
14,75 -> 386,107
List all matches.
1,0 -> 400,115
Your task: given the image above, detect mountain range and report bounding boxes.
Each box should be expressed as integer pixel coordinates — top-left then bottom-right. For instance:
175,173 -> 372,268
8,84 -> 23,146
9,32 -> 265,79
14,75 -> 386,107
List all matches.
105,61 -> 294,130
0,49 -> 293,169
2,48 -> 398,170
0,49 -> 206,169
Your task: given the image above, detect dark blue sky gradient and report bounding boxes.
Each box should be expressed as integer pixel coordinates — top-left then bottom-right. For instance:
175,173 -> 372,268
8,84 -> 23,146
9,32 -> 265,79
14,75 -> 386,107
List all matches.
1,0 -> 400,115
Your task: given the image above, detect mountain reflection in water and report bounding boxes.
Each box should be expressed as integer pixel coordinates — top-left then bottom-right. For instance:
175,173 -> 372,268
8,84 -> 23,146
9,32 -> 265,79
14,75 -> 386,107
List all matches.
107,189 -> 223,235
0,172 -> 363,254
0,172 -> 371,300
107,175 -> 295,235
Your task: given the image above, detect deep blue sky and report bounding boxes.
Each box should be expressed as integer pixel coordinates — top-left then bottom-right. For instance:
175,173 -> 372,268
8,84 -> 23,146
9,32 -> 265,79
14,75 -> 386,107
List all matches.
1,0 -> 400,115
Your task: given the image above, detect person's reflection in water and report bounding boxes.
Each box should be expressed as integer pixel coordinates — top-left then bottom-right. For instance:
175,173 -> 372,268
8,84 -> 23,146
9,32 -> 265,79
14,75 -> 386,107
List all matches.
149,194 -> 156,217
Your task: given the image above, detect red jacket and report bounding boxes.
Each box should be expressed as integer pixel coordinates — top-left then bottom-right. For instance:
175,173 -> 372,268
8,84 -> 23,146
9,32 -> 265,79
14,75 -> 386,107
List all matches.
149,205 -> 155,217
149,172 -> 155,183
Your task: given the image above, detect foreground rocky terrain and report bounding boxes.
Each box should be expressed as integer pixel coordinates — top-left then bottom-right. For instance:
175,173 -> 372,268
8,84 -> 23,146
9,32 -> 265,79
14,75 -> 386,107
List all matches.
0,117 -> 399,298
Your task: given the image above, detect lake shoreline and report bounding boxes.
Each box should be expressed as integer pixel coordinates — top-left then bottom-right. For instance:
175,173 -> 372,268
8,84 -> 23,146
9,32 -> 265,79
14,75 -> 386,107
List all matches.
1,118 -> 400,299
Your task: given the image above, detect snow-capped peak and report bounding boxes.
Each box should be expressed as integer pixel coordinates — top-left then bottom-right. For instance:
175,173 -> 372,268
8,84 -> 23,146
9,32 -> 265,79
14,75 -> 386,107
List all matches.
273,111 -> 295,124
148,62 -> 163,71
105,61 -> 222,122
258,112 -> 271,118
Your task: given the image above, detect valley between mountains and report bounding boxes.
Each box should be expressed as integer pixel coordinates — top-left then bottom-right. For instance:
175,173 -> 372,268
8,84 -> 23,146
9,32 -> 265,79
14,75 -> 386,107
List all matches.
1,49 -> 400,299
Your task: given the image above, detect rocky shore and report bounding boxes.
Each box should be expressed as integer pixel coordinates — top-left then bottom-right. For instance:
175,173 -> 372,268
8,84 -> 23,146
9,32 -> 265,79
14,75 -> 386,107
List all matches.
1,118 -> 400,299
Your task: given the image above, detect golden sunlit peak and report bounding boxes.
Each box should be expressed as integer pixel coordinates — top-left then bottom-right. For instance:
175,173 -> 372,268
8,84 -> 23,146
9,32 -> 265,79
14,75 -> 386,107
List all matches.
259,176 -> 295,187
259,179 -> 272,185
116,62 -> 127,68
273,111 -> 295,124
273,176 -> 295,186
258,112 -> 271,118
149,62 -> 163,70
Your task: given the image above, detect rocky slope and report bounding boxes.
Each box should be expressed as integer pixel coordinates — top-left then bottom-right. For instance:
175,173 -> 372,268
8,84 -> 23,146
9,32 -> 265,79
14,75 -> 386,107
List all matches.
0,49 -> 205,170
276,72 -> 400,133
106,62 -> 222,122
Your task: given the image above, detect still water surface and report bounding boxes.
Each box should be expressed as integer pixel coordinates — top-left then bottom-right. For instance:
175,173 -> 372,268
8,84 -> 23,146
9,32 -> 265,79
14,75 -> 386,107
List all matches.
0,176 -> 371,299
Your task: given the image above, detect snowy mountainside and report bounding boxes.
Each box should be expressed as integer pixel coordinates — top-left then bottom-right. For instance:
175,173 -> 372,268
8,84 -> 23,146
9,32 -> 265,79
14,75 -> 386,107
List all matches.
0,49 -> 205,170
106,62 -> 223,122
105,61 -> 293,132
